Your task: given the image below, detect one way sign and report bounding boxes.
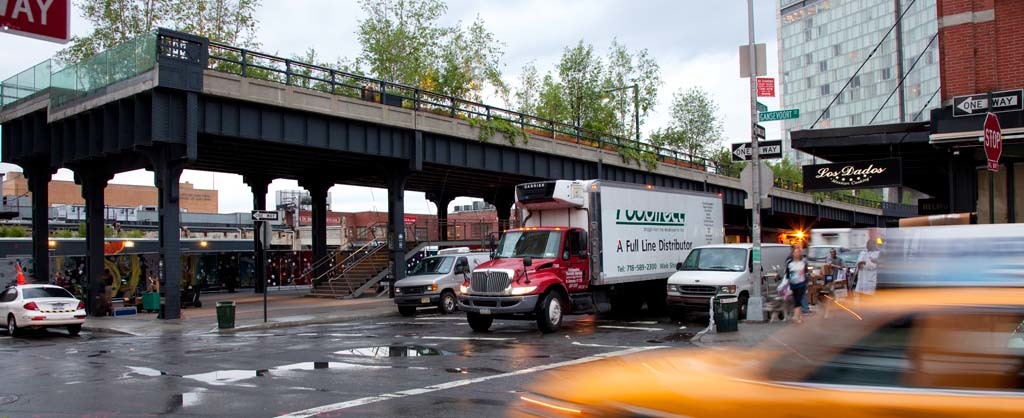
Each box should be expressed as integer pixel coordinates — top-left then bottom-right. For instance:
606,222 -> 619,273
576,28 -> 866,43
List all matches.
732,140 -> 783,161
953,89 -> 1023,117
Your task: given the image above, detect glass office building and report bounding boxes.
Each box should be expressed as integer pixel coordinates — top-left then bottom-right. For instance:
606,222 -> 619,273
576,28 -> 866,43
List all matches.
777,0 -> 939,162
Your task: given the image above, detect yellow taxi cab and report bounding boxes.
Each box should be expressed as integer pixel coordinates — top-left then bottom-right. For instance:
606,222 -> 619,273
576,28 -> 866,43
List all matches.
514,223 -> 1024,417
512,288 -> 1024,417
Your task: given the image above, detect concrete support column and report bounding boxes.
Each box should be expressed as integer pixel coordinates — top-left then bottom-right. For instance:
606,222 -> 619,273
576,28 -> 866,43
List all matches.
386,170 -> 409,298
154,159 -> 185,320
490,189 -> 516,232
244,175 -> 270,293
426,192 -> 453,241
24,161 -> 54,283
302,180 -> 331,282
76,169 -> 112,316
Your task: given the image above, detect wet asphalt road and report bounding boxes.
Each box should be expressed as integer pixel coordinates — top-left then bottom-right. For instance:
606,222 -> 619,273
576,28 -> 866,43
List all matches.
0,310 -> 708,418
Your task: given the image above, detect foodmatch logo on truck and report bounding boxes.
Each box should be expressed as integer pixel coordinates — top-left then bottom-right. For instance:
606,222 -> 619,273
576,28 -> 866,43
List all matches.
615,209 -> 686,226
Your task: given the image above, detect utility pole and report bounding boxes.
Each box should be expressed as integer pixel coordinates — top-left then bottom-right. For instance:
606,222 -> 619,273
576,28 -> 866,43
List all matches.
746,0 -> 765,322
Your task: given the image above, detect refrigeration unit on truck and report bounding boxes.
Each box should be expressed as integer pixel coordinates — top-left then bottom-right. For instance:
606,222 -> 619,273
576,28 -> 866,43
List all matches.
458,180 -> 724,333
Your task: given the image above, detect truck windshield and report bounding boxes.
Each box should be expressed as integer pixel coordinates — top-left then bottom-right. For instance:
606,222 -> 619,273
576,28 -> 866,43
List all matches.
409,256 -> 454,276
495,230 -> 563,259
680,248 -> 747,272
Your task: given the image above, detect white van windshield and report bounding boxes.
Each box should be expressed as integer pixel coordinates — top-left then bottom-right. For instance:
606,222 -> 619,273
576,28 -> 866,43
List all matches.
409,257 -> 454,276
680,248 -> 748,272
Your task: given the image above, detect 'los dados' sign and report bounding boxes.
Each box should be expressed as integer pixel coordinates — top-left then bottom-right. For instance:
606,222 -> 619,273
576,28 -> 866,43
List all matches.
802,158 -> 902,192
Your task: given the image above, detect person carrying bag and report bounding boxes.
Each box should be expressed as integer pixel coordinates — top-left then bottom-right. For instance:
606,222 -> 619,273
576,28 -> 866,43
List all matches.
785,246 -> 810,322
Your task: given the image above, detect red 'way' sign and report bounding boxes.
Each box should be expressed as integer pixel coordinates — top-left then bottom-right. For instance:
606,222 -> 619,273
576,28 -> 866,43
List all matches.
0,0 -> 70,44
984,112 -> 1002,172
756,77 -> 774,97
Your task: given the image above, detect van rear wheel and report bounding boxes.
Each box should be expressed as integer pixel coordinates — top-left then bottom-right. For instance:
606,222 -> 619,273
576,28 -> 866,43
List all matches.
738,293 -> 749,320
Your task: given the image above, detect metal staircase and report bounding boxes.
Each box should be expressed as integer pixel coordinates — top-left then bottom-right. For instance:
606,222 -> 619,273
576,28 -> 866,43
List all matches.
309,241 -> 390,298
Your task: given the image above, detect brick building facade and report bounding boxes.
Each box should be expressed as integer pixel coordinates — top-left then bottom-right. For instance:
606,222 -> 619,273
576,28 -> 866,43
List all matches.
930,0 -> 1024,223
2,172 -> 219,213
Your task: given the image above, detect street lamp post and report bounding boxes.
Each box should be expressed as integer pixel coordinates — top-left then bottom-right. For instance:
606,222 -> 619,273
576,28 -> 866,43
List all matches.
603,84 -> 640,148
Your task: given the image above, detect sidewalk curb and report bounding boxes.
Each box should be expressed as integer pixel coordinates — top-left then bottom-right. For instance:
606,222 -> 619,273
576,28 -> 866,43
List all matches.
215,308 -> 400,333
81,325 -> 141,336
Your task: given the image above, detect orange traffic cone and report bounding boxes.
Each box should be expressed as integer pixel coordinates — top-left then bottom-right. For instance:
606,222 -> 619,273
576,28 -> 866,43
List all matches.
15,262 -> 25,285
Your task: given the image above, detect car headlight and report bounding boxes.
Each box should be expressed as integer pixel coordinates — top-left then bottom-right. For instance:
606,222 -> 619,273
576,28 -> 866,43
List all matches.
395,287 -> 402,294
459,284 -> 469,294
510,286 -> 537,296
429,283 -> 439,292
667,284 -> 679,293
719,285 -> 736,294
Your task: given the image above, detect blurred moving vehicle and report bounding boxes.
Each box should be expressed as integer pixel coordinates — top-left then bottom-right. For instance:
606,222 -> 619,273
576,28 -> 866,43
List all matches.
0,284 -> 87,336
515,224 -> 1024,417
394,247 -> 490,316
514,283 -> 1024,416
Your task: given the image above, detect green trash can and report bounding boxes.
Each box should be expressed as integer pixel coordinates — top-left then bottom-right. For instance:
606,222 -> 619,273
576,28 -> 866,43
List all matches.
216,301 -> 236,329
714,296 -> 739,333
142,292 -> 161,312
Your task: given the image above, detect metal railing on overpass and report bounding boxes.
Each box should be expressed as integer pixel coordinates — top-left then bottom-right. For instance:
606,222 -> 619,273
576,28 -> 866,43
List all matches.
0,29 -> 916,215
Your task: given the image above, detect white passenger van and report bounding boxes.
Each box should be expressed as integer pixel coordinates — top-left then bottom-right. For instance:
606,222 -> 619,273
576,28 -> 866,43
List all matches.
666,243 -> 791,320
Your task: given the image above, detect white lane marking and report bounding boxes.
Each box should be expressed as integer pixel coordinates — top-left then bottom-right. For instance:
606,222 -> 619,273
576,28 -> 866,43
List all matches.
418,336 -> 514,341
275,346 -> 663,418
597,325 -> 664,332
414,316 -> 462,321
627,321 -> 660,325
570,341 -> 634,349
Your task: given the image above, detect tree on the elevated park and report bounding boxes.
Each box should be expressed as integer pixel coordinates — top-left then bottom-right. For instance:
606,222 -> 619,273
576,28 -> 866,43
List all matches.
652,87 -> 724,158
767,157 -> 802,184
557,41 -> 606,130
603,39 -> 661,139
59,0 -> 261,63
356,0 -> 506,101
710,146 -> 746,177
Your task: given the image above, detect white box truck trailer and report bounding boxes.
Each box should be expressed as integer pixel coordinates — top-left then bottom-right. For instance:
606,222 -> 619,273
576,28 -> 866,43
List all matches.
458,180 -> 724,332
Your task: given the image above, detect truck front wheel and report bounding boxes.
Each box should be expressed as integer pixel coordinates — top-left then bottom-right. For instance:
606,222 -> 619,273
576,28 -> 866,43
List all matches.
536,292 -> 565,333
467,312 -> 493,332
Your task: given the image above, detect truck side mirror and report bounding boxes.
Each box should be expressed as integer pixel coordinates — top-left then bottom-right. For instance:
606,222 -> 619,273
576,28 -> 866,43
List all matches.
676,262 -> 683,271
523,256 -> 533,267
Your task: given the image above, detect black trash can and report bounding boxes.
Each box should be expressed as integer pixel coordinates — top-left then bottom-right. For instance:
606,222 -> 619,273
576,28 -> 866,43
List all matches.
216,301 -> 236,329
714,296 -> 739,333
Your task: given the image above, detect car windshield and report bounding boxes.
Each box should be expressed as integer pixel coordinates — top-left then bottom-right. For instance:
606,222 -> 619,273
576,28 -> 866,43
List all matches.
409,256 -> 454,276
22,287 -> 75,299
807,247 -> 836,261
839,252 -> 862,267
680,248 -> 748,272
495,230 -> 562,259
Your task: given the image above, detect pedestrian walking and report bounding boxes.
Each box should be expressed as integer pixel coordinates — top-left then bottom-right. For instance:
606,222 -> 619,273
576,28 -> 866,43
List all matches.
785,246 -> 810,322
855,239 -> 880,296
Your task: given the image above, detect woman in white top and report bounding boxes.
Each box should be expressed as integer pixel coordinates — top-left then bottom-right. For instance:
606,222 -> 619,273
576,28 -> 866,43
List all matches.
786,246 -> 809,322
855,240 -> 880,295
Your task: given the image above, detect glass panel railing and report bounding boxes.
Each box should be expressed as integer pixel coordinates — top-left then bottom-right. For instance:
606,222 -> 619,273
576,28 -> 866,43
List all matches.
50,32 -> 158,108
0,59 -> 52,106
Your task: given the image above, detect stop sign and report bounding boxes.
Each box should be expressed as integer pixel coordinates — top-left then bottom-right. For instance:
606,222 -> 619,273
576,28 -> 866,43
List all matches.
984,112 -> 1002,172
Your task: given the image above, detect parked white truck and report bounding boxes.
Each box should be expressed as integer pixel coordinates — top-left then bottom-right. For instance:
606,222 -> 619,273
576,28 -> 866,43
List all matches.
458,180 -> 724,333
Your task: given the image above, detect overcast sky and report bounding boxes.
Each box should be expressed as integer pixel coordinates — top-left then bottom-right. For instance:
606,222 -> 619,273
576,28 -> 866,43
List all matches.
0,0 -> 781,214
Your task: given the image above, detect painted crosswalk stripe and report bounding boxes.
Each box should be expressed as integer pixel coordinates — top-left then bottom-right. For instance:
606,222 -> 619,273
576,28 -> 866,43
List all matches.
275,346 -> 663,418
597,325 -> 663,332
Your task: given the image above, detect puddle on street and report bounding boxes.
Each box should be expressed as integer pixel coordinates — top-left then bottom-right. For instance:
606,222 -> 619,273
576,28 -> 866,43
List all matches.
335,345 -> 450,358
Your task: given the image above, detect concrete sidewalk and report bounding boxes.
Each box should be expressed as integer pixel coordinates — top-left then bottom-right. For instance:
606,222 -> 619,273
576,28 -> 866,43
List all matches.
83,289 -> 398,336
